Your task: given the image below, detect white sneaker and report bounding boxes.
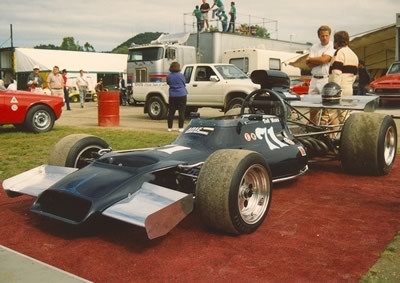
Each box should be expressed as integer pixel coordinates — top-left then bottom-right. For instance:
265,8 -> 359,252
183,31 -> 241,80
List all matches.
167,128 -> 172,132
178,128 -> 184,132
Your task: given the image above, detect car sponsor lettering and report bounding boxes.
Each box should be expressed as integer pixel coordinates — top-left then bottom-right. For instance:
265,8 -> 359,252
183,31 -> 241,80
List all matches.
11,105 -> 18,111
10,97 -> 18,103
244,133 -> 251,141
298,146 -> 307,156
185,127 -> 214,135
255,127 -> 289,150
262,117 -> 280,124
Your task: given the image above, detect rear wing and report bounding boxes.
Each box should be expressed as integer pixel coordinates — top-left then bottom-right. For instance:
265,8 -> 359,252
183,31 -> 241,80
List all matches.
290,95 -> 379,112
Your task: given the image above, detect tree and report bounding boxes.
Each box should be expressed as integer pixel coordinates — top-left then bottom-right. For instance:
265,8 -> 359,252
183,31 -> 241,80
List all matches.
111,32 -> 163,54
237,24 -> 270,38
34,44 -> 60,50
60,37 -> 82,51
83,42 -> 95,52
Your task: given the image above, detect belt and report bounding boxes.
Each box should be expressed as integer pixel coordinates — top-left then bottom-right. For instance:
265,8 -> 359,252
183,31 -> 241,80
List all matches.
313,75 -> 327,79
52,88 -> 63,90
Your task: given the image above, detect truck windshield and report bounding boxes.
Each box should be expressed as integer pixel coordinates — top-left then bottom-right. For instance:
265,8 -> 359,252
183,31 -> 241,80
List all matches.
214,65 -> 249,80
387,62 -> 400,75
128,47 -> 164,62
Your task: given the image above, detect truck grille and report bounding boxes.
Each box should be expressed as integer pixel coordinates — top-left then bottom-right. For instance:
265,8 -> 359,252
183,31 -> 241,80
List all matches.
375,88 -> 400,95
34,190 -> 92,223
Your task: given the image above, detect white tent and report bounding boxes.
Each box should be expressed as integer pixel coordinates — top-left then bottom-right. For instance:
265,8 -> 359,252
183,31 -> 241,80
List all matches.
15,48 -> 128,74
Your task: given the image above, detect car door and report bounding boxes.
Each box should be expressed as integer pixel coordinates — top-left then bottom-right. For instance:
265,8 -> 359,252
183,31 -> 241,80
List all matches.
186,65 -> 223,106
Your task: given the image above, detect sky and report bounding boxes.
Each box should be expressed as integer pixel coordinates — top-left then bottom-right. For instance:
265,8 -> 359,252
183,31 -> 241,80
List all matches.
0,0 -> 398,52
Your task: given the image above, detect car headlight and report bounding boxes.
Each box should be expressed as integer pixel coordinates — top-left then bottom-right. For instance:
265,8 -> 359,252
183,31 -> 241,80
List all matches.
365,85 -> 374,93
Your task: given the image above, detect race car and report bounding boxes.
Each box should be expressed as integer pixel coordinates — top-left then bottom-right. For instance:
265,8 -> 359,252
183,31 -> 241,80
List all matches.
2,70 -> 397,239
0,88 -> 63,133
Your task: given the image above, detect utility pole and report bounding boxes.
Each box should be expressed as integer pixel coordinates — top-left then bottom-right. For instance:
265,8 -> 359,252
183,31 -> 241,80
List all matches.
10,24 -> 13,48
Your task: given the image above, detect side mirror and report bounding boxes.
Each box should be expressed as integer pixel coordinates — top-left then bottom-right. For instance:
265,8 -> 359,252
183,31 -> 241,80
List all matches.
210,75 -> 219,82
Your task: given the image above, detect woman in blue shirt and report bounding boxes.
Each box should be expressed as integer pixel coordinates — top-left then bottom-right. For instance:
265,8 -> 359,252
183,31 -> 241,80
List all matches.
166,62 -> 187,132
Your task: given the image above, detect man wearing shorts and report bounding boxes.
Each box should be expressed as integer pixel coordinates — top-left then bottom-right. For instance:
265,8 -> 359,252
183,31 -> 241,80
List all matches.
200,0 -> 210,31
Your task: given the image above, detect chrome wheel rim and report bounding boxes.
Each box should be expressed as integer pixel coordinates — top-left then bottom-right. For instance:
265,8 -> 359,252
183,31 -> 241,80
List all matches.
238,164 -> 270,224
33,110 -> 51,130
151,102 -> 160,116
74,145 -> 104,168
384,125 -> 396,166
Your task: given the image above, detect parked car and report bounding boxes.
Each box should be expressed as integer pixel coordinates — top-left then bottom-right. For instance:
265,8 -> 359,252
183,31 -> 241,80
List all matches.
0,88 -> 63,133
290,78 -> 310,95
3,70 -> 397,240
68,86 -> 97,103
367,61 -> 400,102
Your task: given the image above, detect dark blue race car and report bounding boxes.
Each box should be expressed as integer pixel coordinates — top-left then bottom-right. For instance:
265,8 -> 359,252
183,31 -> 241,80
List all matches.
3,70 -> 397,239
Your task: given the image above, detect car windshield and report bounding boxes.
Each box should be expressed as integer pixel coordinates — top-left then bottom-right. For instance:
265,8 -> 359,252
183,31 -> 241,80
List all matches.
214,65 -> 249,80
290,79 -> 303,86
128,47 -> 164,62
387,62 -> 400,75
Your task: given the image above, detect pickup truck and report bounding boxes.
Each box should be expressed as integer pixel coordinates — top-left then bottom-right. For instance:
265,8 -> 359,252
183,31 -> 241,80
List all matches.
367,61 -> 400,103
133,63 -> 259,119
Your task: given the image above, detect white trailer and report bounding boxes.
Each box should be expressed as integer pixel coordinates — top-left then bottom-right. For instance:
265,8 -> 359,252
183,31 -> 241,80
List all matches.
222,48 -> 303,78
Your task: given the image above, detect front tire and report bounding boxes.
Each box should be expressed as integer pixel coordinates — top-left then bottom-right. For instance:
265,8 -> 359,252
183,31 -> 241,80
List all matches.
226,97 -> 245,112
196,149 -> 272,235
24,105 -> 55,133
147,96 -> 167,120
340,112 -> 397,175
48,134 -> 109,168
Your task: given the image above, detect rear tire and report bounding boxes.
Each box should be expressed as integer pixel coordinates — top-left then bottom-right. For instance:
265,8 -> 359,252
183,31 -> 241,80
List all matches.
340,112 -> 397,175
48,134 -> 109,168
196,149 -> 272,235
148,96 -> 167,120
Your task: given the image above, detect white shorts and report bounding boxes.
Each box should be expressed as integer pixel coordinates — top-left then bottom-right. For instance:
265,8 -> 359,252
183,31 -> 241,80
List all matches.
202,13 -> 208,20
308,77 -> 328,95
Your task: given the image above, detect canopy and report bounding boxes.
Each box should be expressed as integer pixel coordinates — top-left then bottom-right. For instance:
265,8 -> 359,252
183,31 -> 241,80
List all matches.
290,24 -> 397,71
15,48 -> 128,74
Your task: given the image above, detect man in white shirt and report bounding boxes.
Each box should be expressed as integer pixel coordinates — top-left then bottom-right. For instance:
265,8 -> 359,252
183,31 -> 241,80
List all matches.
306,25 -> 335,95
306,25 -> 335,123
76,69 -> 88,108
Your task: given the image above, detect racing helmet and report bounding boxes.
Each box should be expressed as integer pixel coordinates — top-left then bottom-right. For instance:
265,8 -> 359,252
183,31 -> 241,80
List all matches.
321,82 -> 342,105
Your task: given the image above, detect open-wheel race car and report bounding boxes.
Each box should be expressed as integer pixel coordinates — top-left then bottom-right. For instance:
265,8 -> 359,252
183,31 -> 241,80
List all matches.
3,70 -> 397,239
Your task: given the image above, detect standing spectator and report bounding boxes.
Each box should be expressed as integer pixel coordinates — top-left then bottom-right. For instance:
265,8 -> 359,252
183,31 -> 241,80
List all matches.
7,76 -> 17,90
27,65 -> 44,93
76,69 -> 88,108
118,75 -> 127,106
329,31 -> 359,97
356,60 -> 371,95
193,5 -> 202,32
62,69 -> 71,111
95,79 -> 104,93
220,10 -> 228,32
166,62 -> 187,132
305,25 -> 335,123
47,66 -> 64,97
200,0 -> 211,31
228,1 -> 236,33
211,0 -> 224,19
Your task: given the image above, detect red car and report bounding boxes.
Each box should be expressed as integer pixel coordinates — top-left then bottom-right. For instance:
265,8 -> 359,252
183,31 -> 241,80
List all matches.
290,78 -> 310,95
367,61 -> 400,102
0,89 -> 64,133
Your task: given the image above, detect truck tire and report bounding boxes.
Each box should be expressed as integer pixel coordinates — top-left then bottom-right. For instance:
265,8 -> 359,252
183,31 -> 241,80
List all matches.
48,134 -> 109,168
196,149 -> 272,235
340,112 -> 397,176
185,106 -> 199,118
226,97 -> 245,112
24,105 -> 55,133
148,96 -> 167,120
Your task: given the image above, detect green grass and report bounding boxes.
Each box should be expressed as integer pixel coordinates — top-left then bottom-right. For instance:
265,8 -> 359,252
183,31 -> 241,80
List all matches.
1,125 -> 399,281
0,126 -> 176,179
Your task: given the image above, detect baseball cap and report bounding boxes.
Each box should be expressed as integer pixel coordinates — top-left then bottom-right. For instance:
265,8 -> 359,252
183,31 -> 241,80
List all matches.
33,65 -> 40,70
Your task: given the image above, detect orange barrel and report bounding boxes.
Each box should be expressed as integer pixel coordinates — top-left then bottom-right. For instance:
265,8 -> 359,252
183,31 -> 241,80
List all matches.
98,91 -> 120,127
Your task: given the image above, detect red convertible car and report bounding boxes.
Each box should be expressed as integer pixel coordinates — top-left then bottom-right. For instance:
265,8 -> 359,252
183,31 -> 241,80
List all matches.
0,88 -> 63,133
290,78 -> 310,95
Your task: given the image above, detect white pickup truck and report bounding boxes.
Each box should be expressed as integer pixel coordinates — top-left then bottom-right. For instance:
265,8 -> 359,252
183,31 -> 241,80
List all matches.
133,63 -> 259,119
